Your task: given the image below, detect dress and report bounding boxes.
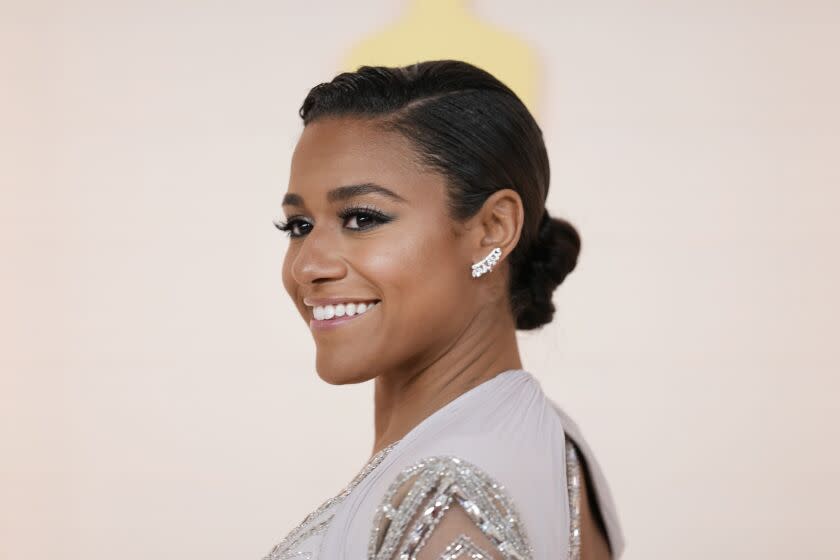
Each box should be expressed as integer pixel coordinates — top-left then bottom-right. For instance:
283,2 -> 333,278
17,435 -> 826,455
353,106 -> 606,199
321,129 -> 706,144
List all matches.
262,369 -> 625,559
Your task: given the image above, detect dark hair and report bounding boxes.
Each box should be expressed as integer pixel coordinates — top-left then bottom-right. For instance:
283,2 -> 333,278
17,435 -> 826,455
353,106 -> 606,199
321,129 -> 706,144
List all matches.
298,60 -> 581,330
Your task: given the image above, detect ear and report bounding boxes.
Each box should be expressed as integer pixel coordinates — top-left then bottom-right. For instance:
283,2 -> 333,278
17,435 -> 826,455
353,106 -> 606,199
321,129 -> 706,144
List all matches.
468,188 -> 525,266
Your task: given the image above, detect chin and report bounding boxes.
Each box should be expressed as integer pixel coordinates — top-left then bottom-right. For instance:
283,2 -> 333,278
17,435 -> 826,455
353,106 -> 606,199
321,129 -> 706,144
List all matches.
315,359 -> 375,386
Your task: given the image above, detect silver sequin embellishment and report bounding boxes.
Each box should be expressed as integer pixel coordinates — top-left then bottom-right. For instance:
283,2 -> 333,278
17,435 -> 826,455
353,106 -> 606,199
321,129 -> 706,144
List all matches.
565,439 -> 582,560
438,534 -> 495,559
368,455 -> 533,560
263,441 -> 400,560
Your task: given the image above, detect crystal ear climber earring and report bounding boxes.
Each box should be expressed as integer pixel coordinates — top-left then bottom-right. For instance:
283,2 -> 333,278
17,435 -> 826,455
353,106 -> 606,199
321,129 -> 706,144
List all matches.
471,247 -> 502,278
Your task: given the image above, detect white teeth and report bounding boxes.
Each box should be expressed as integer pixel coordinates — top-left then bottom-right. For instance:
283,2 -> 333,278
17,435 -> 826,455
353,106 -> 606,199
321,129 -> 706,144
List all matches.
311,300 -> 379,321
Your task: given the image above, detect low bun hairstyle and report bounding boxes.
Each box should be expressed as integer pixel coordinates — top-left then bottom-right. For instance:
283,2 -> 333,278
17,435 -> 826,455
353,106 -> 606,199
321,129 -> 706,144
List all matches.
299,60 -> 581,330
510,209 -> 581,330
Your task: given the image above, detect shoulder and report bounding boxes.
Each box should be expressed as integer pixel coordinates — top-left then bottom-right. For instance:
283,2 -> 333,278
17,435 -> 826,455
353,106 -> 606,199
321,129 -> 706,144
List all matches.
332,373 -> 594,556
368,454 -> 534,560
358,379 -> 572,557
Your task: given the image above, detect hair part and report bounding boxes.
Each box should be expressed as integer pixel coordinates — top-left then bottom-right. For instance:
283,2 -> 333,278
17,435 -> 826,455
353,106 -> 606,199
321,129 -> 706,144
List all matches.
299,60 -> 580,330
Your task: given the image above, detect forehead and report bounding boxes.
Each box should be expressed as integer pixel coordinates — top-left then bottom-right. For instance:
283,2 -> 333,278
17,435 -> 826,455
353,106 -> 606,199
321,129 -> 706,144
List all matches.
288,116 -> 437,203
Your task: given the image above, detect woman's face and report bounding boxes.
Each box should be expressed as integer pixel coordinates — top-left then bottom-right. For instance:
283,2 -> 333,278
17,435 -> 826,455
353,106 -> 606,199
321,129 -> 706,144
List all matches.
281,116 -> 483,385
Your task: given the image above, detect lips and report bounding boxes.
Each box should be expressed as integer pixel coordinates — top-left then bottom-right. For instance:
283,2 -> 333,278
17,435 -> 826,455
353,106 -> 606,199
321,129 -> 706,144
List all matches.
308,300 -> 381,332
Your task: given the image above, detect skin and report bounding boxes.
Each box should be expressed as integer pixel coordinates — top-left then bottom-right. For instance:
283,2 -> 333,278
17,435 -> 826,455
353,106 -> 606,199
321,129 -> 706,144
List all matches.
580,467 -> 613,560
281,115 -> 611,559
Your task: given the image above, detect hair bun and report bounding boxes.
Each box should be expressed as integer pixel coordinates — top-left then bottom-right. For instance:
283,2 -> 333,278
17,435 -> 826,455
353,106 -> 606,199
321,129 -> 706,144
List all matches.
511,209 -> 581,330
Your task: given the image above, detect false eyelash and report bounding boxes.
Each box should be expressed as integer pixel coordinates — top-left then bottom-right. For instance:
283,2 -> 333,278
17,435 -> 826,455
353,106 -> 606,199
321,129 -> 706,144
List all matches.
272,205 -> 393,239
336,203 -> 391,222
273,216 -> 310,237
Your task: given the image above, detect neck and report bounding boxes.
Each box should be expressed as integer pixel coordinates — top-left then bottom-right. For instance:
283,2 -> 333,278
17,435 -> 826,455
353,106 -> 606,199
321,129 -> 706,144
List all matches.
370,303 -> 523,457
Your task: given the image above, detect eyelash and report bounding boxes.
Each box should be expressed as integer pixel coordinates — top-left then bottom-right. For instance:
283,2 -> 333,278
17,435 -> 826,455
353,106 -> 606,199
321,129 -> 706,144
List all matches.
273,204 -> 393,239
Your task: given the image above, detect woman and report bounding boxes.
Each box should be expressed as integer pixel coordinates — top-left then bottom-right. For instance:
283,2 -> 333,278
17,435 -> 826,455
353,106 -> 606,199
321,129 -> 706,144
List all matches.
265,60 -> 625,560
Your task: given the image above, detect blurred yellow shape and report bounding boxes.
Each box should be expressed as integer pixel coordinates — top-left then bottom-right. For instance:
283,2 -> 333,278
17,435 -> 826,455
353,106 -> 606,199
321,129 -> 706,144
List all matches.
341,0 -> 541,117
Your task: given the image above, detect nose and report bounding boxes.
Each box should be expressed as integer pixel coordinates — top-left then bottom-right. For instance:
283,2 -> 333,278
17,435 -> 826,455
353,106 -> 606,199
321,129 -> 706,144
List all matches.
288,225 -> 348,286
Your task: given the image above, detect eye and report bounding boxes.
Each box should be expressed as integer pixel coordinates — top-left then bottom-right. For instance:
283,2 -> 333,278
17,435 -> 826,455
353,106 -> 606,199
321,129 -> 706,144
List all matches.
273,217 -> 311,238
340,205 -> 393,231
273,205 -> 393,240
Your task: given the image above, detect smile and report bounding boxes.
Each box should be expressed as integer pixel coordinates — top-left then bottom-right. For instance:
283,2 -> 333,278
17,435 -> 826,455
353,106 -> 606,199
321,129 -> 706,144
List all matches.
307,300 -> 381,331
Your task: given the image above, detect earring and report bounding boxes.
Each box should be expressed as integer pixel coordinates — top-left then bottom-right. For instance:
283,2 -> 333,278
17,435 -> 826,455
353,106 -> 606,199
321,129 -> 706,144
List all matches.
471,247 -> 502,278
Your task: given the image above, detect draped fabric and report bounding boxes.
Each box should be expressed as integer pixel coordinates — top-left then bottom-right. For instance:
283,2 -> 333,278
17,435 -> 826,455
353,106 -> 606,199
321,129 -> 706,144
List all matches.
262,369 -> 625,560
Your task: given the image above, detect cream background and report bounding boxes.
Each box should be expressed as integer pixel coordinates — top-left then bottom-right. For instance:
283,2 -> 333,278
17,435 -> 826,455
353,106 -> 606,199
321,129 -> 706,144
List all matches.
2,1 -> 839,559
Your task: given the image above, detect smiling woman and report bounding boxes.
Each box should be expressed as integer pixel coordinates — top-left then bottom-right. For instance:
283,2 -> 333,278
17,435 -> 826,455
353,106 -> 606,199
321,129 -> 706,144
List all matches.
264,60 -> 625,560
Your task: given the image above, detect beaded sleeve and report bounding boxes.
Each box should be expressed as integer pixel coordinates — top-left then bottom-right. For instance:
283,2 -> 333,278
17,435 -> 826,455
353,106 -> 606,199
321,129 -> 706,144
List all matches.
367,455 -> 534,560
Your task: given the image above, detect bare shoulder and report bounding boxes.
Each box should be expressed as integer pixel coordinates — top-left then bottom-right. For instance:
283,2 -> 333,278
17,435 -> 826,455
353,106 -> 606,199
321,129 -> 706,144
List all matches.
578,453 -> 613,560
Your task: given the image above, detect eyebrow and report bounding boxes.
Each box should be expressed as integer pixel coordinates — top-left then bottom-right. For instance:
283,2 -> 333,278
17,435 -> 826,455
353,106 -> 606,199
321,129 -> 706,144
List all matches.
282,182 -> 408,207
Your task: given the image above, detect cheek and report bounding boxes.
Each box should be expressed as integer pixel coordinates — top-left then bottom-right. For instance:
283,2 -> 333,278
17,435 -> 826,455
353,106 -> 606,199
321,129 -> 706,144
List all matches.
281,248 -> 297,300
363,233 -> 469,324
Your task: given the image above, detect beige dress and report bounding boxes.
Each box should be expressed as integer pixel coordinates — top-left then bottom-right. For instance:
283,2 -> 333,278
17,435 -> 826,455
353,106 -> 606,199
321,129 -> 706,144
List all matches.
262,369 -> 626,559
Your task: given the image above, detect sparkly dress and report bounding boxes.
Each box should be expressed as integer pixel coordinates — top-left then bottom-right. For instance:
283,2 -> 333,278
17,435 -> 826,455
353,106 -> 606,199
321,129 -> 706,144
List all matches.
262,369 -> 625,559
